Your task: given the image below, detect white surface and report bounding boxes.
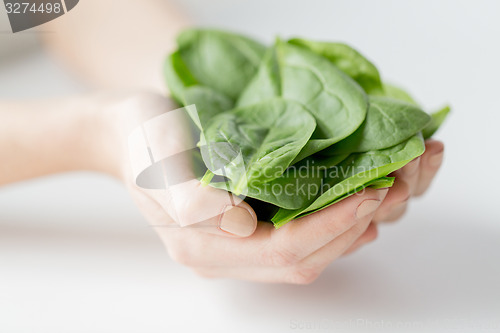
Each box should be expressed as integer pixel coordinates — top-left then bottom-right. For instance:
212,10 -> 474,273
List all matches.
1,0 -> 499,332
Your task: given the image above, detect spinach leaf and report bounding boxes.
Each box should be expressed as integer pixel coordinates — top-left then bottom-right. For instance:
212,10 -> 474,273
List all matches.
367,177 -> 396,190
422,106 -> 451,139
237,46 -> 281,107
288,38 -> 383,94
210,169 -> 323,210
164,50 -> 199,105
202,98 -> 316,194
281,176 -> 395,226
280,42 -> 368,153
380,84 -> 450,139
238,41 -> 368,161
164,29 -> 450,229
176,29 -> 266,100
183,86 -> 234,129
381,83 -> 418,105
325,96 -> 431,154
272,134 -> 425,225
216,151 -> 349,209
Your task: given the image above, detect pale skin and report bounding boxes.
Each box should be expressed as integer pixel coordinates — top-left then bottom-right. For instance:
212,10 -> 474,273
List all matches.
0,0 -> 444,284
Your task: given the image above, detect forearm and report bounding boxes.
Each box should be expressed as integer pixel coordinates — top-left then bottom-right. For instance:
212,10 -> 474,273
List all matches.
43,0 -> 191,92
0,97 -> 115,185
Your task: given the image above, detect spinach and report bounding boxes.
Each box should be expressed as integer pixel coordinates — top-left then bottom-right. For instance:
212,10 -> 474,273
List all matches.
237,46 -> 281,107
379,83 -> 450,140
381,83 -> 419,105
288,38 -> 383,94
164,50 -> 199,105
178,29 -> 266,100
164,29 -> 266,104
201,99 -> 316,194
183,86 -> 234,128
164,29 -> 450,228
287,176 -> 396,222
378,83 -> 451,140
210,168 -> 323,210
422,106 -> 451,139
210,152 -> 348,209
238,41 -> 368,161
272,134 -> 425,226
324,96 -> 431,154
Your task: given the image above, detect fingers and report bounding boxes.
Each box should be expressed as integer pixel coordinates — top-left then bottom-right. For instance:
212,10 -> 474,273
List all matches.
127,100 -> 258,237
342,222 -> 378,256
163,188 -> 388,268
190,220 -> 380,284
374,140 -> 445,222
394,157 -> 421,196
167,180 -> 257,235
161,221 -> 275,267
144,181 -> 257,237
299,193 -> 383,268
139,142 -> 258,237
415,140 -> 444,196
372,178 -> 410,223
267,188 -> 388,265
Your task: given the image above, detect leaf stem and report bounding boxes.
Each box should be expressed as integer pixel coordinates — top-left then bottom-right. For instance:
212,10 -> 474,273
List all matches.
232,175 -> 248,196
200,170 -> 214,186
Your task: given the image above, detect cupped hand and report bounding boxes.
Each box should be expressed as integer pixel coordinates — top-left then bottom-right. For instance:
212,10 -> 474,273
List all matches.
372,139 -> 444,223
102,92 -> 444,284
343,139 -> 444,255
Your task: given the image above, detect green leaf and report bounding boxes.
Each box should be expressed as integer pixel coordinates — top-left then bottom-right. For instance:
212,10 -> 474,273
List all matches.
202,99 -> 316,193
278,176 -> 395,227
215,152 -> 348,209
237,46 -> 281,107
280,42 -> 368,150
381,83 -> 419,105
238,41 -> 368,161
326,96 -> 431,154
176,29 -> 266,100
272,134 -> 425,226
163,28 -> 450,227
369,177 -> 396,189
163,50 -> 199,105
210,169 -> 322,210
288,38 -> 383,94
183,86 -> 234,129
422,105 -> 451,139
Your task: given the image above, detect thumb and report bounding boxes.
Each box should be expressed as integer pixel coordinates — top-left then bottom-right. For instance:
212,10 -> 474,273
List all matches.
163,178 -> 258,237
127,104 -> 257,237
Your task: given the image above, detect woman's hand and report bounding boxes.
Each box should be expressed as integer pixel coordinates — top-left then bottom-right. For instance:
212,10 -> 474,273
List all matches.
342,140 -> 444,255
99,92 -> 443,284
373,140 -> 444,222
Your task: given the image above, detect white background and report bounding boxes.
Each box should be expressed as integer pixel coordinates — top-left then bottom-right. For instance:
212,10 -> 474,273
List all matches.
1,0 -> 499,332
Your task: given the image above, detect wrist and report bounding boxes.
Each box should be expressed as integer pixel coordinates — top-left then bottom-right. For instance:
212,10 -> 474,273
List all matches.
0,96 -> 118,184
73,94 -> 125,179
94,92 -> 181,182
46,92 -> 180,182
38,95 -> 122,177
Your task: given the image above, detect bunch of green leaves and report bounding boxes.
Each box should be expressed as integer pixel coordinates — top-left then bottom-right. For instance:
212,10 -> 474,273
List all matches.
164,28 -> 450,228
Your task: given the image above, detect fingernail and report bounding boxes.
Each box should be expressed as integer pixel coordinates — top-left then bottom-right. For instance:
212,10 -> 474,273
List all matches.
429,152 -> 444,167
403,158 -> 420,176
356,199 -> 382,219
219,206 -> 256,237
